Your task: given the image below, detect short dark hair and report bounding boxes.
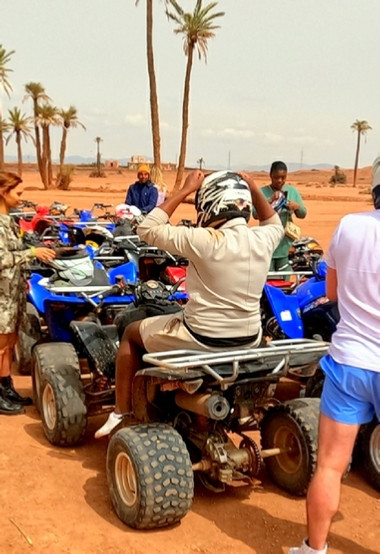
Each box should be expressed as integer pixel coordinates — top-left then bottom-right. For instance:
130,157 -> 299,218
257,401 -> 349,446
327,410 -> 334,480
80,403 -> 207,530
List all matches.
270,161 -> 287,174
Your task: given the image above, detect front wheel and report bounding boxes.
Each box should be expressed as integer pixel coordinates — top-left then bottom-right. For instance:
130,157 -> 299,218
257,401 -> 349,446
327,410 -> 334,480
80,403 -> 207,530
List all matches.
40,360 -> 87,447
261,398 -> 320,496
107,424 -> 194,529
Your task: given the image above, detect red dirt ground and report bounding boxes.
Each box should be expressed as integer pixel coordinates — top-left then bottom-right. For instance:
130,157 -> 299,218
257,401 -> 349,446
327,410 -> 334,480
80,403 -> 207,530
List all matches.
1,166 -> 379,554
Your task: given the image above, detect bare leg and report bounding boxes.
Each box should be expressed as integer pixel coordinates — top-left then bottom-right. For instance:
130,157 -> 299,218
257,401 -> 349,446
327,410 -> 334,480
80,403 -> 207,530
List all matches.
0,333 -> 17,378
114,321 -> 145,414
306,413 -> 359,550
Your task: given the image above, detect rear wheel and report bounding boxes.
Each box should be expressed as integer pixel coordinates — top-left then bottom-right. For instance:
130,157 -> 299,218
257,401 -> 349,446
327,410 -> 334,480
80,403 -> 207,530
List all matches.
261,398 -> 320,496
14,303 -> 42,376
107,423 -> 194,529
304,367 -> 325,398
358,419 -> 380,491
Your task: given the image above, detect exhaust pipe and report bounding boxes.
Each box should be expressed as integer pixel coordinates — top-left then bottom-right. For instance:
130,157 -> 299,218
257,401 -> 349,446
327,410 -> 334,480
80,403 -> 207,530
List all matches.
175,391 -> 230,420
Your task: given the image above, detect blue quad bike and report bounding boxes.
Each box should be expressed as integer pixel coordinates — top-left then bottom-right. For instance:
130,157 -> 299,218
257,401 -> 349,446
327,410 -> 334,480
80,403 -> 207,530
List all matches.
24,250 -> 336,529
261,260 -> 380,492
25,248 -> 188,447
104,338 -> 329,529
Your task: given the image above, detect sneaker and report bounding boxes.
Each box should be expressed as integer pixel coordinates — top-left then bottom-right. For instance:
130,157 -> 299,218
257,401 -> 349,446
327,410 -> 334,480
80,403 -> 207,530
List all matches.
95,411 -> 123,439
288,539 -> 328,554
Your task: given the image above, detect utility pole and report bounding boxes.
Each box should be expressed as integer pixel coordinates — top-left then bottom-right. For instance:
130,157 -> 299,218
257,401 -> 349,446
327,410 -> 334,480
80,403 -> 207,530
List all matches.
300,149 -> 304,170
228,151 -> 231,170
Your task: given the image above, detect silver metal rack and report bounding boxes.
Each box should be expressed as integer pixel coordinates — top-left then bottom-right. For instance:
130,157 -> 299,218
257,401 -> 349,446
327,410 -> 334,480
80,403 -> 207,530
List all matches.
143,338 -> 329,371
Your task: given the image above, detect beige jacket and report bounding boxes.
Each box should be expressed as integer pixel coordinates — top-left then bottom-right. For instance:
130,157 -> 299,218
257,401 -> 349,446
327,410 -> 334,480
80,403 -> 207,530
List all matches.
137,208 -> 284,339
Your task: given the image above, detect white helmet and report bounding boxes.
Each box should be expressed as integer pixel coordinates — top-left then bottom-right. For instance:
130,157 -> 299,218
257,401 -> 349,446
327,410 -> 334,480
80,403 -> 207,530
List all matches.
115,204 -> 142,221
195,171 -> 252,228
84,225 -> 113,248
48,248 -> 94,286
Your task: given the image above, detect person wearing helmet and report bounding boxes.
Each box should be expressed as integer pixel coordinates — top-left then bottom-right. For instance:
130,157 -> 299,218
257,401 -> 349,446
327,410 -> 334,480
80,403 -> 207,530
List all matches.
125,164 -> 158,213
289,156 -> 380,554
254,161 -> 307,277
95,169 -> 284,438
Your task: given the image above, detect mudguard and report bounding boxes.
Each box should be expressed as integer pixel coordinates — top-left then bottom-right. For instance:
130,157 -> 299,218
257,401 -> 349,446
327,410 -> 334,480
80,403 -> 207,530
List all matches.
70,320 -> 117,378
28,273 -> 51,314
108,261 -> 137,284
264,283 -> 304,338
295,277 -> 326,310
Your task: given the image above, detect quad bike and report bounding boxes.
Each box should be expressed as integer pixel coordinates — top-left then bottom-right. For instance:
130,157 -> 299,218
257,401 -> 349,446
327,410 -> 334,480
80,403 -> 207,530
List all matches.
105,337 -> 329,529
30,263 -> 188,447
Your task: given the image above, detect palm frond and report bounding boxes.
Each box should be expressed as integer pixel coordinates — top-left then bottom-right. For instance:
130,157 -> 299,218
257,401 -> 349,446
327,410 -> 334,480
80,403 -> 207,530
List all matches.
6,106 -> 34,145
23,82 -> 51,105
166,0 -> 224,60
58,105 -> 86,130
0,44 -> 15,97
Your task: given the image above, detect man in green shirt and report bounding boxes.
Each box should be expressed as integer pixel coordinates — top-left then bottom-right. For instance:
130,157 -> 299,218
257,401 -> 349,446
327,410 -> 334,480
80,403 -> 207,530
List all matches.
253,161 -> 307,275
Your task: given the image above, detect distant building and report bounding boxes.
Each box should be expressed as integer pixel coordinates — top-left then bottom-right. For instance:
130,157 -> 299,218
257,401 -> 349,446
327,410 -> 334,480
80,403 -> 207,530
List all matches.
105,160 -> 120,168
127,155 -> 176,171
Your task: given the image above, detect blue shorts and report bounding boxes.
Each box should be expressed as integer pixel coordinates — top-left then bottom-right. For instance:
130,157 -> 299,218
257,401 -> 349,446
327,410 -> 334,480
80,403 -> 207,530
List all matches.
320,354 -> 380,425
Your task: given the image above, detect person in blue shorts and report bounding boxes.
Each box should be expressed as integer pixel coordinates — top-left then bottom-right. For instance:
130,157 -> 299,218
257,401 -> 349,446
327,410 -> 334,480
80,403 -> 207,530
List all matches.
289,157 -> 380,554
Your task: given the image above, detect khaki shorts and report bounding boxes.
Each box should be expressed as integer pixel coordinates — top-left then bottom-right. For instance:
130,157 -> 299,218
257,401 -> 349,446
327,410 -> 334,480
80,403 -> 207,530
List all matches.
139,312 -> 262,354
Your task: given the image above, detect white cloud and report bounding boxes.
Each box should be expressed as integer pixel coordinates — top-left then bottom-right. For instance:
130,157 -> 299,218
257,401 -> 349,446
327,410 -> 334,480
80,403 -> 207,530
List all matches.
199,128 -> 255,139
125,114 -> 146,126
290,135 -> 317,144
263,132 -> 285,144
218,128 -> 255,139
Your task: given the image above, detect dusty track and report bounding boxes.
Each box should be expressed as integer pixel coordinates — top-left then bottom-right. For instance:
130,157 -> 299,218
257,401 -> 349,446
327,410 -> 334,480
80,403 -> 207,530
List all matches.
1,166 -> 379,554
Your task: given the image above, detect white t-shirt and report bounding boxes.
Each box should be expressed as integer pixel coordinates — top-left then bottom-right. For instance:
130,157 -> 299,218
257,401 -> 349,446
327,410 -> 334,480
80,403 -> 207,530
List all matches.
326,210 -> 380,372
137,208 -> 284,338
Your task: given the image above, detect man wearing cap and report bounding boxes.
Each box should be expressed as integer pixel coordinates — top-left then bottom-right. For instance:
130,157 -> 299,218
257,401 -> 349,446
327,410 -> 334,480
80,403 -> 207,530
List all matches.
289,156 -> 380,554
125,164 -> 158,213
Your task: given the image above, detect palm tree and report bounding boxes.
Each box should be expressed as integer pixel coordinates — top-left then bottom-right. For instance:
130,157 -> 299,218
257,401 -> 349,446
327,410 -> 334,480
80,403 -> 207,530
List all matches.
6,107 -> 34,176
351,119 -> 372,188
23,82 -> 51,180
197,156 -> 204,169
166,0 -> 224,190
36,103 -> 60,188
135,0 -> 163,170
0,45 -> 14,170
57,106 -> 86,184
95,136 -> 103,176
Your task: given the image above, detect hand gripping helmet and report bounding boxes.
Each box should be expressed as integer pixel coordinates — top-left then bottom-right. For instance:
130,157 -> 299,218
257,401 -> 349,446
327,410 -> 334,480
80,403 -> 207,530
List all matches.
48,248 -> 94,286
195,171 -> 252,228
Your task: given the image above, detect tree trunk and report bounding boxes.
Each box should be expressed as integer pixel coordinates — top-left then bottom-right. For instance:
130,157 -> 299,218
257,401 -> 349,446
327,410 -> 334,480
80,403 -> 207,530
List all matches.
353,130 -> 361,188
146,0 -> 161,169
173,45 -> 194,191
33,99 -> 43,179
0,106 -> 4,171
16,133 -> 22,177
41,125 -> 50,189
47,126 -> 53,186
59,127 -> 67,174
96,144 -> 101,175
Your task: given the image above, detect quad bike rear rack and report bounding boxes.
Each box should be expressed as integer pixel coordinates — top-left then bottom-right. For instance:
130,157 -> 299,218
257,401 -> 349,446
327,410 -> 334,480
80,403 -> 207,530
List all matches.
142,338 -> 329,387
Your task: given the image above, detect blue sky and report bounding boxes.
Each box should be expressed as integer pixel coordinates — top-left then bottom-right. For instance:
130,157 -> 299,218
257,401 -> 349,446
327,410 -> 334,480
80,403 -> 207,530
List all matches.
1,0 -> 380,169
